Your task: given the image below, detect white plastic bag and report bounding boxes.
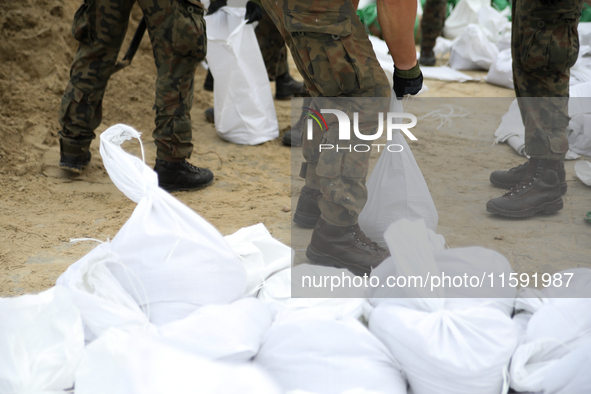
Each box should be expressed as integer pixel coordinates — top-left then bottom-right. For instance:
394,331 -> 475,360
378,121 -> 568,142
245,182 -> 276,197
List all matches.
367,219 -> 517,394
358,100 -> 438,247
224,223 -> 291,296
257,265 -> 368,321
0,287 -> 84,394
58,124 -> 247,329
75,329 -> 282,394
485,48 -> 513,89
449,24 -> 499,70
254,315 -> 407,394
443,0 -> 490,39
205,7 -> 279,145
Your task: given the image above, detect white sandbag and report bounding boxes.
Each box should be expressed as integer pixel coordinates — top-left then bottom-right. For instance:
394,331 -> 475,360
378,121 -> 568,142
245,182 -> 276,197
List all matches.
0,287 -> 84,394
206,7 -> 279,145
358,99 -> 438,248
254,315 -> 407,394
59,124 -> 247,329
485,48 -> 513,89
575,160 -> 591,186
510,298 -> 591,393
579,22 -> 591,48
477,6 -> 511,48
257,265 -> 367,320
367,219 -> 517,394
421,66 -> 478,82
224,223 -> 291,296
58,246 -> 271,362
443,0 -> 489,39
369,304 -> 516,394
449,24 -> 499,70
75,329 -> 281,394
541,339 -> 591,394
56,243 -> 147,342
369,219 -> 516,312
155,298 -> 273,363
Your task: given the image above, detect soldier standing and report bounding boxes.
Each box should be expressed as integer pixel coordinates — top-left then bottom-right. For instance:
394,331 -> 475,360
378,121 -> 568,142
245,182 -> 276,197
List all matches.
59,0 -> 213,192
487,0 -> 583,217
419,0 -> 447,66
260,0 -> 423,274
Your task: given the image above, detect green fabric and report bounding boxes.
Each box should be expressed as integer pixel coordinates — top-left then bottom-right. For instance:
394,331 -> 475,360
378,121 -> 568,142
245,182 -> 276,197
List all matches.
357,3 -> 379,29
582,3 -> 591,22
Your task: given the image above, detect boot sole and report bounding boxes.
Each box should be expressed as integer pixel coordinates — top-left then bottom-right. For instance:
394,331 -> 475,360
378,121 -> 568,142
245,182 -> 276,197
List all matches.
490,175 -> 568,195
486,197 -> 563,218
293,211 -> 320,228
159,178 -> 213,192
305,244 -> 369,276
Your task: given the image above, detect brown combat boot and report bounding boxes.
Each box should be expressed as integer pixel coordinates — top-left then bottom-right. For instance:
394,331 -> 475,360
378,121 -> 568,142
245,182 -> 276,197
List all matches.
486,159 -> 564,218
306,218 -> 390,276
293,186 -> 321,228
419,48 -> 436,66
490,160 -> 567,195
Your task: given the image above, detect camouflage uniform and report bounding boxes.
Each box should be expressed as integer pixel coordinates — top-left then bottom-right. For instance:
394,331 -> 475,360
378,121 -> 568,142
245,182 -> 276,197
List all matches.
512,0 -> 584,160
261,0 -> 391,226
59,0 -> 207,160
420,0 -> 447,51
255,9 -> 289,80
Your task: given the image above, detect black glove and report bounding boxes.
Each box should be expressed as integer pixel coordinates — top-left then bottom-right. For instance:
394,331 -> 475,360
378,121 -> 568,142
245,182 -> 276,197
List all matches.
393,63 -> 423,100
207,0 -> 227,15
245,1 -> 264,24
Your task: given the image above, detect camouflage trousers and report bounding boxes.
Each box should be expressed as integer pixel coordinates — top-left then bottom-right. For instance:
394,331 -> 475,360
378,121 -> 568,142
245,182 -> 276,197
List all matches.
512,0 -> 583,160
59,0 -> 207,160
420,0 -> 447,51
255,9 -> 288,80
261,0 -> 391,225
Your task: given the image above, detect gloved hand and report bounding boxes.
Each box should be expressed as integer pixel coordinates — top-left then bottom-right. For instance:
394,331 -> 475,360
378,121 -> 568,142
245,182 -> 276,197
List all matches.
245,1 -> 264,24
207,0 -> 227,15
393,63 -> 423,100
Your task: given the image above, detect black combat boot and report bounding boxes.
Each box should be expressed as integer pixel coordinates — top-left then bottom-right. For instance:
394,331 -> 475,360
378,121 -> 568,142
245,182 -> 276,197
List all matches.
204,107 -> 214,124
306,218 -> 390,276
486,159 -> 564,218
490,160 -> 567,195
419,48 -> 436,67
59,139 -> 92,174
275,72 -> 305,100
282,111 -> 305,147
293,186 -> 322,228
154,159 -> 214,192
203,70 -> 214,92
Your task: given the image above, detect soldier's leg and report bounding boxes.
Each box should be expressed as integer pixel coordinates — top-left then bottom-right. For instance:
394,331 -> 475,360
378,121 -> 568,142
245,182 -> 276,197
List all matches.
487,0 -> 583,217
255,8 -> 304,100
139,0 -> 213,191
419,0 -> 447,66
58,0 -> 136,172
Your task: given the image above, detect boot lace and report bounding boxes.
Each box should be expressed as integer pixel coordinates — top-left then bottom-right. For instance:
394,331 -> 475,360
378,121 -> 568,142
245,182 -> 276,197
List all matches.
346,226 -> 386,254
505,160 -> 543,197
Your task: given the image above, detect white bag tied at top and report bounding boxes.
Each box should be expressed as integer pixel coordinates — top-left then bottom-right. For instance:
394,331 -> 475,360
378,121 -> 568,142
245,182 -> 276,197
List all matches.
368,219 -> 518,394
59,124 -> 247,329
358,99 -> 438,247
254,314 -> 407,394
0,287 -> 84,394
205,7 -> 279,145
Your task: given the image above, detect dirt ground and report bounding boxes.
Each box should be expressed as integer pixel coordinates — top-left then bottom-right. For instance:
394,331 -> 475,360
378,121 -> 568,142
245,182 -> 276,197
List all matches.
1,0 -> 590,296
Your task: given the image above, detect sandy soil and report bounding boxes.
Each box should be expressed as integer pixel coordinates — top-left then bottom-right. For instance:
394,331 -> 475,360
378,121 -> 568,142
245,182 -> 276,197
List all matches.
1,0 -> 590,296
